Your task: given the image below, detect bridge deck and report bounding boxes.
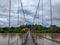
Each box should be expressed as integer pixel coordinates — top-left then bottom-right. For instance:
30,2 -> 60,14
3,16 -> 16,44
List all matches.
23,31 -> 37,45
10,32 -> 60,45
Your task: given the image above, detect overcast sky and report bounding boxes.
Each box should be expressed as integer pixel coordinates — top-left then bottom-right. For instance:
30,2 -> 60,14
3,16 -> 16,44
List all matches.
0,0 -> 60,27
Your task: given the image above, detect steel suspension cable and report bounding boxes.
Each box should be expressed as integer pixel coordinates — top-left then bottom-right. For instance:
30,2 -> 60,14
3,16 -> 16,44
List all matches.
41,0 -> 44,45
16,0 -> 20,45
18,0 -> 20,26
50,0 -> 54,45
20,0 -> 26,26
50,0 -> 52,26
9,0 -> 11,32
33,0 -> 40,25
8,0 -> 11,45
50,0 -> 53,31
32,0 -> 40,44
42,0 -> 43,25
20,0 -> 26,44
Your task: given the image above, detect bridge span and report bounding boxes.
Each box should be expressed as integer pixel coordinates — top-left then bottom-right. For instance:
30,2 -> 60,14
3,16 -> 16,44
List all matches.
22,31 -> 37,45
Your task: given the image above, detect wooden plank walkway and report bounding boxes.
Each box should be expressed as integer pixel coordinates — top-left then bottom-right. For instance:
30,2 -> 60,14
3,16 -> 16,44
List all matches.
23,31 -> 37,45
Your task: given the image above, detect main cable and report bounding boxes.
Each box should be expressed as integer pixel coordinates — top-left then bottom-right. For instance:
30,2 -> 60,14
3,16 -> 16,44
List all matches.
33,0 -> 40,25
20,0 -> 26,26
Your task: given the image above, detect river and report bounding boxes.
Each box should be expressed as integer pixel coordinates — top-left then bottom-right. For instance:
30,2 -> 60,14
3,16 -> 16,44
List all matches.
0,33 -> 60,45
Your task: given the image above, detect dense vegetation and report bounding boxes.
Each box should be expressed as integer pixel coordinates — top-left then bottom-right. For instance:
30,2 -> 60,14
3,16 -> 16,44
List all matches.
29,25 -> 60,33
0,26 -> 28,33
0,25 -> 60,33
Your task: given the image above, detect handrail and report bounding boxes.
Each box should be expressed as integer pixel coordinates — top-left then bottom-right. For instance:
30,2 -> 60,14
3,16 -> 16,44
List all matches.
21,32 -> 29,45
30,32 -> 38,45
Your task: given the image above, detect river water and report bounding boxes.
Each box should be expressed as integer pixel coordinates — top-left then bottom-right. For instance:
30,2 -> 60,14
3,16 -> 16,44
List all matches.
0,33 -> 26,45
0,33 -> 60,45
33,33 -> 60,45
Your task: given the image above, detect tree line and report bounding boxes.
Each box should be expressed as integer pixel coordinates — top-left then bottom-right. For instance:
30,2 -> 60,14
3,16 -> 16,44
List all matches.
0,25 -> 60,33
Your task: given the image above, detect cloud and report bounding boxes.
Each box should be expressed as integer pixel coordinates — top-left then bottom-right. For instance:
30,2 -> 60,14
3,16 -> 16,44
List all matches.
0,0 -> 60,27
18,9 -> 32,15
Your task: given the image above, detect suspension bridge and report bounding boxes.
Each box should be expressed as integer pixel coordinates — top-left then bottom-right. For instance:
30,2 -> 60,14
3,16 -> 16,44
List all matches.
0,0 -> 60,45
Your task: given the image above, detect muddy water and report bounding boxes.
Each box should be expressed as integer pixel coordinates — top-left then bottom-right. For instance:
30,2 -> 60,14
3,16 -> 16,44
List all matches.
33,33 -> 60,45
0,33 -> 26,45
0,33 -> 60,45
